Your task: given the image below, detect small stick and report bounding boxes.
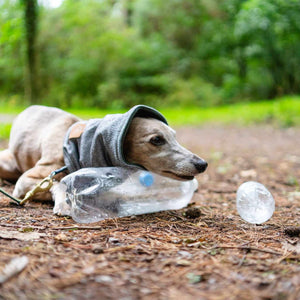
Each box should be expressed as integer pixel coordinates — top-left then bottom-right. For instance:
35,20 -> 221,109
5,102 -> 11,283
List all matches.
211,245 -> 283,256
50,226 -> 110,230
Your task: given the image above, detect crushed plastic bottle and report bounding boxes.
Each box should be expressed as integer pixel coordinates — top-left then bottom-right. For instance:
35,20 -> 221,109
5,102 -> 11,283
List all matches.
59,167 -> 198,223
236,181 -> 275,224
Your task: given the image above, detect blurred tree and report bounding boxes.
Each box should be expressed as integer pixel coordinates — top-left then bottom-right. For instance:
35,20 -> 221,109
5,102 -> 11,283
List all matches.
22,0 -> 39,103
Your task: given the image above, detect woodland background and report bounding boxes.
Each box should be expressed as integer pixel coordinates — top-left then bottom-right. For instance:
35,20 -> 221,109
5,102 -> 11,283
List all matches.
1,0 -> 300,110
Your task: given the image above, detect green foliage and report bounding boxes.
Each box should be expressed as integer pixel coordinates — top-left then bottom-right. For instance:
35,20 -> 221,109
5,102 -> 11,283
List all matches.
0,0 -> 300,108
0,0 -> 25,95
234,0 -> 300,97
37,0 -> 177,108
163,77 -> 223,107
134,0 -> 204,52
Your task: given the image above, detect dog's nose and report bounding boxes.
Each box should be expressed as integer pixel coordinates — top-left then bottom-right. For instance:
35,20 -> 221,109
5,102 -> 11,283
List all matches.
192,156 -> 208,173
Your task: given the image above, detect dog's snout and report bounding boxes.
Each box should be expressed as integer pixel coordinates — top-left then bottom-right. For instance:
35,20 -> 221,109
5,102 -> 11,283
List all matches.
192,156 -> 208,173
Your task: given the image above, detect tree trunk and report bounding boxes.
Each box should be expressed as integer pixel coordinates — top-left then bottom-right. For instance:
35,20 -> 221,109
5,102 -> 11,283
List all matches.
23,0 -> 38,104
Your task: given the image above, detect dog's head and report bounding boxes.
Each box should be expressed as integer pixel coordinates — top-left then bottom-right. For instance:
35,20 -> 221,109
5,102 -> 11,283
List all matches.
123,117 -> 207,180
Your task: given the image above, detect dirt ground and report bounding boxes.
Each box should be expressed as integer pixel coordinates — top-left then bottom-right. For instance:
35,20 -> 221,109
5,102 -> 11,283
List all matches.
0,125 -> 299,300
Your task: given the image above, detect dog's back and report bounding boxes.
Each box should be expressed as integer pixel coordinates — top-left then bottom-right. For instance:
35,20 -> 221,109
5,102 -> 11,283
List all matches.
6,105 -> 79,174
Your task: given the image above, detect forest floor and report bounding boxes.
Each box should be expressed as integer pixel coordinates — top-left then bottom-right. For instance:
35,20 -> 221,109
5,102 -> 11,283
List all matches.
0,125 -> 299,300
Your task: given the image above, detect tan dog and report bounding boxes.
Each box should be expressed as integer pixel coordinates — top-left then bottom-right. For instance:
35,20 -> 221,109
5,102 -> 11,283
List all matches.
0,105 -> 207,213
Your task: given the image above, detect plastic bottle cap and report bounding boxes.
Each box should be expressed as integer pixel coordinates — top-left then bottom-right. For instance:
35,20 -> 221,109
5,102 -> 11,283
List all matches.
139,172 -> 154,187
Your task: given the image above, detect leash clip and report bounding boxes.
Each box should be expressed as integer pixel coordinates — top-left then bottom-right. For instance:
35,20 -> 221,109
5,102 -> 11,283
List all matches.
20,176 -> 54,205
19,166 -> 68,205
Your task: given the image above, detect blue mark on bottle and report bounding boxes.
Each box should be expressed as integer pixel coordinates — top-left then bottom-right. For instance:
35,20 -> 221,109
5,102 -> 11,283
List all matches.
139,172 -> 154,187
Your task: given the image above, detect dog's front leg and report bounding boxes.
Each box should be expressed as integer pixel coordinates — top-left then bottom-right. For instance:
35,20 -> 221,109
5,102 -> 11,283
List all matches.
13,164 -> 64,201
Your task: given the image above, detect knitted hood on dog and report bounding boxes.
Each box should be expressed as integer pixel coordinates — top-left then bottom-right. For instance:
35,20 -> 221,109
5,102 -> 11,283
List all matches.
63,105 -> 168,173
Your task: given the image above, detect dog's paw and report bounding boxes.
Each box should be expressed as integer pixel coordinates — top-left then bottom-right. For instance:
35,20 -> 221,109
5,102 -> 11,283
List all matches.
12,184 -> 25,199
53,199 -> 71,216
51,183 -> 71,216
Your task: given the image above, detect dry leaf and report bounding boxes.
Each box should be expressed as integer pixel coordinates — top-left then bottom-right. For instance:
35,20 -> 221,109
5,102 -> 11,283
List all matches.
176,259 -> 191,266
54,233 -> 69,242
240,169 -> 257,178
0,230 -> 45,241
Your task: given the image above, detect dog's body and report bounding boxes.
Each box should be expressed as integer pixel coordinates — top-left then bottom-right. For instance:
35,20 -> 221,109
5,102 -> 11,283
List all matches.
0,105 -> 207,214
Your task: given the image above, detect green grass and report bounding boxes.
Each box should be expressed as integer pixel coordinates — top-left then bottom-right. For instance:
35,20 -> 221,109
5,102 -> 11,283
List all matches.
0,104 -> 25,114
71,96 -> 300,127
0,123 -> 12,140
161,96 -> 300,127
0,96 -> 299,140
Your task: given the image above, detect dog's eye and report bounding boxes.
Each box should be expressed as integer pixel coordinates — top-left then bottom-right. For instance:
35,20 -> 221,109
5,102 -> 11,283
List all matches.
150,136 -> 166,146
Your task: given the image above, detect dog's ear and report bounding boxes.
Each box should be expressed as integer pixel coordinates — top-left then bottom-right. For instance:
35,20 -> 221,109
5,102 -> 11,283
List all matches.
69,123 -> 86,139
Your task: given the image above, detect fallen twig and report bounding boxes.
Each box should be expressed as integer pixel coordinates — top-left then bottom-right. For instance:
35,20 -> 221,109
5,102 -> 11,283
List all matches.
211,245 -> 283,256
104,244 -> 136,253
208,189 -> 236,194
50,225 -> 107,230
